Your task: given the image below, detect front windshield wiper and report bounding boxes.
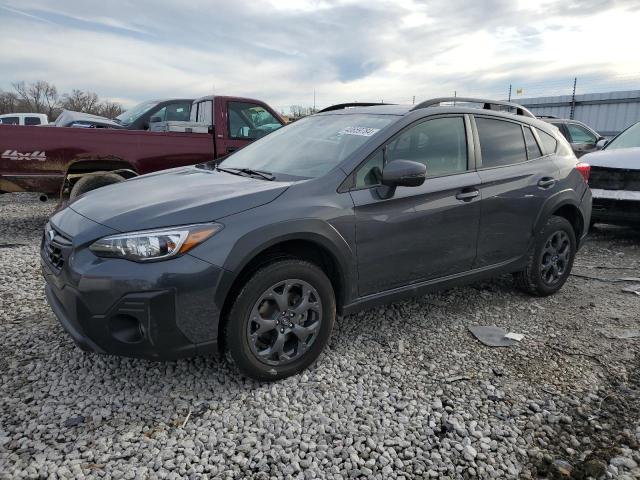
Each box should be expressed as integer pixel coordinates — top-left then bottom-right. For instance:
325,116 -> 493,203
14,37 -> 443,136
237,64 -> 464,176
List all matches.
216,166 -> 275,181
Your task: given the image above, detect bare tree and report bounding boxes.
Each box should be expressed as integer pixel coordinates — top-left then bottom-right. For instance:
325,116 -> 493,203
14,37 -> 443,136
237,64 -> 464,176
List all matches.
0,90 -> 20,115
12,80 -> 60,118
289,105 -> 316,119
61,89 -> 100,114
2,80 -> 125,120
96,100 -> 124,118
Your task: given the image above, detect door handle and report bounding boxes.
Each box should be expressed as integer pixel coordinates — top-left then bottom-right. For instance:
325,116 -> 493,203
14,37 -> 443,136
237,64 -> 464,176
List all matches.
227,147 -> 238,153
538,177 -> 556,188
455,189 -> 479,201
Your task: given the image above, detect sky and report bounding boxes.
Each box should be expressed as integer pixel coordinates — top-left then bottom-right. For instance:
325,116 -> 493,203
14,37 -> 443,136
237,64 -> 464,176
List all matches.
1,0 -> 639,113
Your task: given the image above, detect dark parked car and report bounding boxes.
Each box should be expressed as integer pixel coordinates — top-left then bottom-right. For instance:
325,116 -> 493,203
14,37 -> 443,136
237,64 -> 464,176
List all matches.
581,121 -> 640,227
41,97 -> 592,381
539,116 -> 604,158
52,99 -> 193,129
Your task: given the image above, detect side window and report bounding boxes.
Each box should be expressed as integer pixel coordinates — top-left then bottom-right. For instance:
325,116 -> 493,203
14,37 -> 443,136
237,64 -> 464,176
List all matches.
25,117 -> 41,125
355,150 -> 384,188
386,116 -> 467,177
476,117 -> 528,168
567,124 -> 596,144
0,117 -> 19,125
152,107 -> 166,122
165,102 -> 191,121
196,100 -> 213,125
228,101 -> 282,140
536,129 -> 558,155
523,126 -> 542,159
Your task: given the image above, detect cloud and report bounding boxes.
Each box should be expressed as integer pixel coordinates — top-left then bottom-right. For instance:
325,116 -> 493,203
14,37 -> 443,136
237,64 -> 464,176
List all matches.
0,0 -> 639,112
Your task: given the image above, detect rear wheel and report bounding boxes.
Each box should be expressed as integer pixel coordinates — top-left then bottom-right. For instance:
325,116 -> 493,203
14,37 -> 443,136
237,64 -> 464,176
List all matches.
69,172 -> 124,199
514,216 -> 576,296
224,259 -> 335,381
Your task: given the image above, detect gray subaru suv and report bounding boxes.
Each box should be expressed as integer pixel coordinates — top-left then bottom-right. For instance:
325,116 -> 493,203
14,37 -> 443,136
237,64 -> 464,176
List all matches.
41,97 -> 592,381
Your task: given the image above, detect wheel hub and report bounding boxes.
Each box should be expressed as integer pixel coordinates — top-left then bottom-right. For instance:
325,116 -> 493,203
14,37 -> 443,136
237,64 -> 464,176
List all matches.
247,279 -> 323,366
540,230 -> 571,286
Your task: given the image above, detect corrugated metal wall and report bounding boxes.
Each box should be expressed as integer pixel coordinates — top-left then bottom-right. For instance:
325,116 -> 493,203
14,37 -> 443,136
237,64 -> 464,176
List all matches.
515,90 -> 640,136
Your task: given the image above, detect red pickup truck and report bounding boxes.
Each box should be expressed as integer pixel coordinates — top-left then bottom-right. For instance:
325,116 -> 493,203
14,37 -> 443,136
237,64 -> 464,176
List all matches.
0,95 -> 285,199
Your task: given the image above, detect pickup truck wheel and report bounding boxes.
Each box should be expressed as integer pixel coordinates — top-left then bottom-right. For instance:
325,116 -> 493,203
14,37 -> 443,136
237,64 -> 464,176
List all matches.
69,172 -> 124,199
224,259 -> 335,381
514,216 -> 576,296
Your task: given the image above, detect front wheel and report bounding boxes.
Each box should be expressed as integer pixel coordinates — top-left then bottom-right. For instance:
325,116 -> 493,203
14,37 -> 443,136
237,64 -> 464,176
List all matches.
69,172 -> 124,199
514,216 -> 576,296
224,259 -> 336,381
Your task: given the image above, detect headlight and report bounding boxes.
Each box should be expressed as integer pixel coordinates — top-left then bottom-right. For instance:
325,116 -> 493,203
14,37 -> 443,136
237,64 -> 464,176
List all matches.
89,223 -> 223,262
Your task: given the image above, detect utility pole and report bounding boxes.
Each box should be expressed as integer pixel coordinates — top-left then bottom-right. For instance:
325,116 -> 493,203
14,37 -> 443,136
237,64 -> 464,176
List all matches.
454,90 -> 457,106
313,89 -> 316,112
508,84 -> 512,102
569,77 -> 577,120
412,95 -> 415,105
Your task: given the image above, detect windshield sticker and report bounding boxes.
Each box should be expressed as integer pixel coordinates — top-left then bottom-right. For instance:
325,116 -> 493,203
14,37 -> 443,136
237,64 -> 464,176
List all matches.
339,126 -> 380,137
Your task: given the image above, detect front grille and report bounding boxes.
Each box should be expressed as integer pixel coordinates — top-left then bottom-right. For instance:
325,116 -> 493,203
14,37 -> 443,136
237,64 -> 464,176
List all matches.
589,166 -> 640,191
43,224 -> 72,272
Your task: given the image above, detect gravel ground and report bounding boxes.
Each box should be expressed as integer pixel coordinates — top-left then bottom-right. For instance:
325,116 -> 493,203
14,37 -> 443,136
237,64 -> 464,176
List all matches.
1,193 -> 639,479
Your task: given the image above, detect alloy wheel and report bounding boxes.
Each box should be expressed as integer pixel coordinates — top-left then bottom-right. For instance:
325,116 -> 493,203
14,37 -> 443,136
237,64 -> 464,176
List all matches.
540,230 -> 571,286
246,279 -> 323,366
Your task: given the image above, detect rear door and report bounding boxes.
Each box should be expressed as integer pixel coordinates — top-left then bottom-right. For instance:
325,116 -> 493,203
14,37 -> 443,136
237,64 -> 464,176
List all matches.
217,100 -> 284,156
473,116 -> 560,267
350,115 -> 481,296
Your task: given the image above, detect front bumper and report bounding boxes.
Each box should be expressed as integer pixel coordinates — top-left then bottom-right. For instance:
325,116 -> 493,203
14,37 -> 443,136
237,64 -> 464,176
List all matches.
591,188 -> 640,226
41,220 -> 228,360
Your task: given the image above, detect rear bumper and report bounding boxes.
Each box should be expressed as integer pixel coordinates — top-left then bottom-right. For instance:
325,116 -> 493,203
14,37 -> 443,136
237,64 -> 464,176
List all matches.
578,187 -> 592,249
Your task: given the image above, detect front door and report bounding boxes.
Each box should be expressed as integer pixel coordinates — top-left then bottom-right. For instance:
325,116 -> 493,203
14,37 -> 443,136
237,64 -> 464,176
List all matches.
349,115 -> 481,297
218,100 -> 284,156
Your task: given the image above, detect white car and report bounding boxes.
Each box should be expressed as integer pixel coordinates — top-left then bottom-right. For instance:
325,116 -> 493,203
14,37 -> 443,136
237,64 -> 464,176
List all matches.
0,113 -> 48,126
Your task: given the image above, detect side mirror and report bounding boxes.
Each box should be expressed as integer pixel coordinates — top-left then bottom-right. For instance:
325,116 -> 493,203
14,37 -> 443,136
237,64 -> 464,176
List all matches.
595,138 -> 607,150
150,116 -> 162,123
382,159 -> 427,187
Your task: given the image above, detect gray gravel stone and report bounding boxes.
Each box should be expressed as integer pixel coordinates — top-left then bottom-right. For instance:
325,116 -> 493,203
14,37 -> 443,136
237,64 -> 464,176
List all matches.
1,193 -> 639,479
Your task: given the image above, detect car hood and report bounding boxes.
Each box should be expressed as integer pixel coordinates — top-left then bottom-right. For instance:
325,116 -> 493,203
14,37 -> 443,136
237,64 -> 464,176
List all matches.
581,147 -> 640,170
69,166 -> 290,231
55,110 -> 124,129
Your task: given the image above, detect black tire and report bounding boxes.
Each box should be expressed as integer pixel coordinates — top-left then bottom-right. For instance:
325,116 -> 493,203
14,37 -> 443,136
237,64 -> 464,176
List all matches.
224,259 -> 335,381
69,172 -> 124,199
514,216 -> 576,296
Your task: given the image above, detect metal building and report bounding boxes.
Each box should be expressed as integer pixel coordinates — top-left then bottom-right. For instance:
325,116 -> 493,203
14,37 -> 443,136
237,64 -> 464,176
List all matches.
514,90 -> 640,137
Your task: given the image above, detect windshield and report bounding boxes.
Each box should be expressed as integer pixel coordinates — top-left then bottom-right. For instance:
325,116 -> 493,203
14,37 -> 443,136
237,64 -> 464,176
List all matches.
606,122 -> 640,150
221,114 -> 395,179
114,100 -> 159,124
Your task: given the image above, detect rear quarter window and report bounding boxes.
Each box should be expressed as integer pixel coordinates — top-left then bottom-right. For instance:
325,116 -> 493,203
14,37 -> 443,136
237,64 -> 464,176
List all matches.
523,126 -> 542,159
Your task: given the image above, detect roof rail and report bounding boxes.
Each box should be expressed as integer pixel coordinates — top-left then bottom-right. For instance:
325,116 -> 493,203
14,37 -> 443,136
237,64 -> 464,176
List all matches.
411,97 -> 536,118
537,115 -> 558,119
318,102 -> 395,113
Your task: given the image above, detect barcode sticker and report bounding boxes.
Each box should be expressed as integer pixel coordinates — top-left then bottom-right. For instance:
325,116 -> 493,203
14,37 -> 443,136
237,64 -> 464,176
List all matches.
339,126 -> 380,137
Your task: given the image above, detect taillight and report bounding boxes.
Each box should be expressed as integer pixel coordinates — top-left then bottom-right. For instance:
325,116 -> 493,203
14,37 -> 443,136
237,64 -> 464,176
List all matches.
576,162 -> 590,183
